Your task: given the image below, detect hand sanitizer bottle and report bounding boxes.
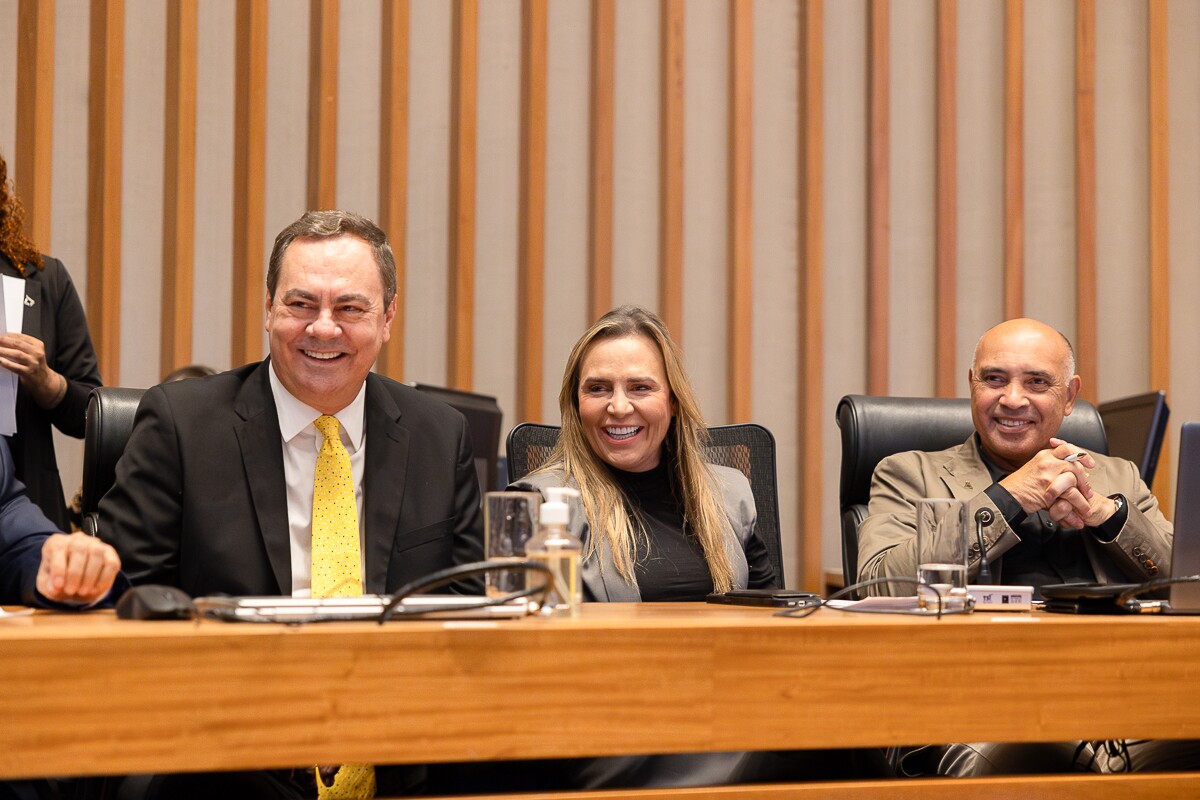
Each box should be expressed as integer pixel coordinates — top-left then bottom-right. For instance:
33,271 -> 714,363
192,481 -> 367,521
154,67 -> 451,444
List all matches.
527,487 -> 582,615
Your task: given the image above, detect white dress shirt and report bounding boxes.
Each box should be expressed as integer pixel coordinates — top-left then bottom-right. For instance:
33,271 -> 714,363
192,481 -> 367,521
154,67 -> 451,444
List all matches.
268,364 -> 368,596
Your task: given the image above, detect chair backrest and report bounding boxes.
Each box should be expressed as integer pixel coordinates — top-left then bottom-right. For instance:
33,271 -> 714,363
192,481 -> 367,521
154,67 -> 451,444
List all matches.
82,387 -> 146,533
505,422 -> 786,585
1098,390 -> 1169,485
409,382 -> 503,494
835,394 -> 1108,586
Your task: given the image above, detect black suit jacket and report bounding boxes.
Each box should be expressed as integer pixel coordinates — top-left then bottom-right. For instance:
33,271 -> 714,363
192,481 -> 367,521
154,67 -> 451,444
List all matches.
1,254 -> 103,530
98,360 -> 484,596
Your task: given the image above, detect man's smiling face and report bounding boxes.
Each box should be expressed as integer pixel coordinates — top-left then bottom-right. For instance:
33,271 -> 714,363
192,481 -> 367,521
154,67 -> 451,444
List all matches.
969,319 -> 1081,472
265,234 -> 395,415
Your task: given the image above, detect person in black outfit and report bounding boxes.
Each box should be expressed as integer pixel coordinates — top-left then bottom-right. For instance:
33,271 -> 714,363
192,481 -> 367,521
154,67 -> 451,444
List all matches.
0,152 -> 102,530
432,306 -> 885,792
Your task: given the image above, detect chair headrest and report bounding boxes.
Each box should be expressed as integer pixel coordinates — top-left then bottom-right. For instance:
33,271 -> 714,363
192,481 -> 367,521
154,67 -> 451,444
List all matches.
82,387 -> 147,514
836,394 -> 1108,510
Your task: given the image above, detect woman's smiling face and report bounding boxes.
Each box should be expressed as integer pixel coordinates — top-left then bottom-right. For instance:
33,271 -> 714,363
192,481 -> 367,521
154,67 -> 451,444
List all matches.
577,334 -> 675,473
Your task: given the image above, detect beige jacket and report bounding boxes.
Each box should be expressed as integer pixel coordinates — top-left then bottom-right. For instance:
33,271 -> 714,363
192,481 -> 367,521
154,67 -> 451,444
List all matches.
858,435 -> 1172,594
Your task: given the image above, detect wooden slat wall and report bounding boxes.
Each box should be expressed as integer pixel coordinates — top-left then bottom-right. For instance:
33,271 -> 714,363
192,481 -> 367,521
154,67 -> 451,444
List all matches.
799,0 -> 825,591
308,0 -> 339,211
232,0 -> 268,367
934,0 -> 956,397
1074,0 -> 1098,399
1148,0 -> 1171,505
517,0 -> 547,423
659,0 -> 685,338
867,0 -> 889,397
161,0 -> 198,377
14,0 -> 54,251
18,2 -> 1192,587
588,0 -> 615,324
1003,0 -> 1023,320
727,0 -> 753,422
377,0 -> 409,380
85,0 -> 124,384
448,0 -> 478,390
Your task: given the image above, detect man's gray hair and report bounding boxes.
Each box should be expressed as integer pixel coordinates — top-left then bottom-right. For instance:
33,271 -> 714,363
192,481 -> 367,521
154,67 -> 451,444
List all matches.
267,210 -> 397,307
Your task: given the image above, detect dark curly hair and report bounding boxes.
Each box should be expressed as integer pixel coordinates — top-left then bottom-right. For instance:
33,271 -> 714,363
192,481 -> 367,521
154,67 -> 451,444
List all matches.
0,153 -> 44,273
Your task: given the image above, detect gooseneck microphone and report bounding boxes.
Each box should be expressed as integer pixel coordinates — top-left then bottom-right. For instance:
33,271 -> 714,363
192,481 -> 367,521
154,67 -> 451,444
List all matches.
974,508 -> 995,583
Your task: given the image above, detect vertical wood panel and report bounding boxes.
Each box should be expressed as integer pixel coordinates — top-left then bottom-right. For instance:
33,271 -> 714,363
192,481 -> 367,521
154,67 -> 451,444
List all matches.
378,0 -> 409,380
86,0 -> 124,384
232,0 -> 268,367
448,0 -> 477,390
14,0 -> 54,250
1148,0 -> 1170,505
1004,0 -> 1023,320
799,0 -> 824,592
728,0 -> 753,422
588,0 -> 615,323
659,0 -> 684,338
935,0 -> 956,397
308,0 -> 339,211
1074,0 -> 1097,398
161,0 -> 198,376
517,0 -> 547,422
867,0 -> 889,396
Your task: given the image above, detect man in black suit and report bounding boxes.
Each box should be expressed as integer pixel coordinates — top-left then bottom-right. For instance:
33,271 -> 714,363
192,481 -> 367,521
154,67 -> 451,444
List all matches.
99,211 -> 484,797
100,210 -> 483,598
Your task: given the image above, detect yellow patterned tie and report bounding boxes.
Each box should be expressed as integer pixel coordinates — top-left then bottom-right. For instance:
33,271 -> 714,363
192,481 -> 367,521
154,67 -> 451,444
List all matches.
310,415 -> 375,800
311,415 -> 364,598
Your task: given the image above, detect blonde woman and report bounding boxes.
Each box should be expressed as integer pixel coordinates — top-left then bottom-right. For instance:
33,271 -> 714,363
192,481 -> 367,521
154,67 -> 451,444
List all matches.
516,305 -> 775,601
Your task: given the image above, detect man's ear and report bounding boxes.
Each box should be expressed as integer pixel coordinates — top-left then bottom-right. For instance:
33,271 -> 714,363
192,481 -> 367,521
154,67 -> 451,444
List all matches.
1063,374 -> 1082,415
263,291 -> 273,333
381,296 -> 398,343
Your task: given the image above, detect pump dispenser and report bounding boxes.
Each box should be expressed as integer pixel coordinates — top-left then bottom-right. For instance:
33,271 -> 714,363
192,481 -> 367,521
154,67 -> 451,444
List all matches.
528,487 -> 583,615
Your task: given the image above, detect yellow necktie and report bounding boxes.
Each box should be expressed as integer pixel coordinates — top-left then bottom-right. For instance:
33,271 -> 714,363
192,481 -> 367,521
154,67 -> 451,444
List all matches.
311,415 -> 363,599
310,415 -> 375,800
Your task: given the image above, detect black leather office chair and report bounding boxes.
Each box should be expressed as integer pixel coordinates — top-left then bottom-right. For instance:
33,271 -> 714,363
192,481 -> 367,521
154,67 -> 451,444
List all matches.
835,394 -> 1108,588
81,386 -> 146,536
409,382 -> 503,494
1099,390 -> 1169,485
505,422 -> 786,585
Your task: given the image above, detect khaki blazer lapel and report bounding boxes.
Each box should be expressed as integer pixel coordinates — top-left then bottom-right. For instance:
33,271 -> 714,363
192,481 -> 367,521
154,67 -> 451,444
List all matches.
937,436 -> 997,502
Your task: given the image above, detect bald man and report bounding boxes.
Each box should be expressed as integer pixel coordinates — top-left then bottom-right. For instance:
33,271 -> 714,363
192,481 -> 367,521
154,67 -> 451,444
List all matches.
856,319 -> 1189,776
859,318 -> 1171,595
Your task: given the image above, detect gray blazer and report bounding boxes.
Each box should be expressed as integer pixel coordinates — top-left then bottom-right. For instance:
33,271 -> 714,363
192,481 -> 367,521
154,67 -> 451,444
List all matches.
513,464 -> 757,601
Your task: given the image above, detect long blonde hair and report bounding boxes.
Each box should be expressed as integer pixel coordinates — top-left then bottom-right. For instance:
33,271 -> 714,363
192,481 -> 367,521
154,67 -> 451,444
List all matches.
542,305 -> 735,592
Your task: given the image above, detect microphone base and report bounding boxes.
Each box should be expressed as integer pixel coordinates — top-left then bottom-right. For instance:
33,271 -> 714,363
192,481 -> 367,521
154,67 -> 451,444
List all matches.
968,584 -> 1034,612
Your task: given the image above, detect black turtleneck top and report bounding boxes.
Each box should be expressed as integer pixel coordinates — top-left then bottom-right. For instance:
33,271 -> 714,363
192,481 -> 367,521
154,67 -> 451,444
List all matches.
608,461 -> 776,601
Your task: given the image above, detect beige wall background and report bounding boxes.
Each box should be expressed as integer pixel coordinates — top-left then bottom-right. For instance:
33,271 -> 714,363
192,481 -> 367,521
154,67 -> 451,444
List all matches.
2,0 -> 1197,590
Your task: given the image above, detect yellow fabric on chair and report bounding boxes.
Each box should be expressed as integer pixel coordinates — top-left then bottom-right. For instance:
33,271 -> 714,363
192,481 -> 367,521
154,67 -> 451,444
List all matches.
311,414 -> 375,799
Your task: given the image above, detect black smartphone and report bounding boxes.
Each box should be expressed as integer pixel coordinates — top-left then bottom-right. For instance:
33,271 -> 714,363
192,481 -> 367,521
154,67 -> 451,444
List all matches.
705,589 -> 821,608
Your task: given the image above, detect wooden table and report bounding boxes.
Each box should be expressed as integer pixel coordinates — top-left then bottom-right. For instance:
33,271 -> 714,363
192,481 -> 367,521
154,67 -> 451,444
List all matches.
4,603 -> 1200,797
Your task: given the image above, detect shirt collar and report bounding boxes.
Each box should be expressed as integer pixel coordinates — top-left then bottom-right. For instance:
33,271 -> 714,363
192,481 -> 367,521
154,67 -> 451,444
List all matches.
268,361 -> 367,452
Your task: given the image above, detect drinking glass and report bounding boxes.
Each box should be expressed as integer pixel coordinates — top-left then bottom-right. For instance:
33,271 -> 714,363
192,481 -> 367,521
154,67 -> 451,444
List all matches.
915,498 -> 970,612
484,491 -> 541,597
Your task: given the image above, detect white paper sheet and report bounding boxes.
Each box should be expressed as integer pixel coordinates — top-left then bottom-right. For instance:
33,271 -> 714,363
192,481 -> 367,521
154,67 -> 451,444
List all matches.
0,275 -> 26,436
